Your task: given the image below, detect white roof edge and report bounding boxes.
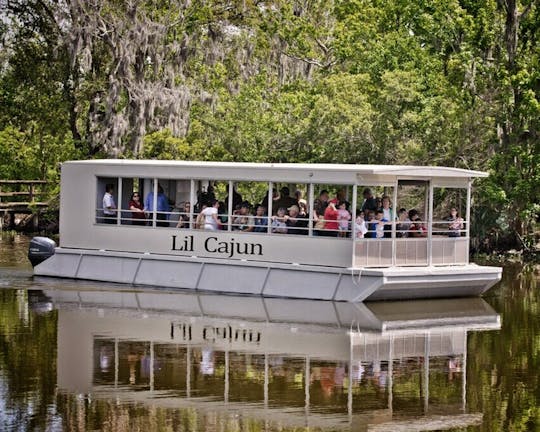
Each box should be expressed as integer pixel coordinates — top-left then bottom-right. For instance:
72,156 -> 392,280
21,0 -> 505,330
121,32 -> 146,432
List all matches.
63,159 -> 489,178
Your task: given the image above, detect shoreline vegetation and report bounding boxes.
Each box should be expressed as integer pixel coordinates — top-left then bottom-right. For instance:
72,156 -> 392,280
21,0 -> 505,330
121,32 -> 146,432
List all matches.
0,1 -> 538,253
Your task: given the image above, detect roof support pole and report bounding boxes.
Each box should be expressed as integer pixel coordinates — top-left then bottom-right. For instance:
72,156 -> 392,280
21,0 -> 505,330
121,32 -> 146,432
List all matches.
428,181 -> 434,266
117,177 -> 122,225
466,179 -> 472,264
152,178 -> 158,228
189,179 -> 195,229
351,184 -> 358,240
267,181 -> 273,233
308,183 -> 314,236
392,180 -> 398,266
228,181 -> 234,231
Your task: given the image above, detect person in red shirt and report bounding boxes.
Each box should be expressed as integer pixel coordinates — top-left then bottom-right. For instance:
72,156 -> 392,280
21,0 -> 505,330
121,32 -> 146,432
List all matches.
323,202 -> 339,237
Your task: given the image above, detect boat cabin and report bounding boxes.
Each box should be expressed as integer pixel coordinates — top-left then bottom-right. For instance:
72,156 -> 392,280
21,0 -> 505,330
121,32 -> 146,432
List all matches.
64,160 -> 482,269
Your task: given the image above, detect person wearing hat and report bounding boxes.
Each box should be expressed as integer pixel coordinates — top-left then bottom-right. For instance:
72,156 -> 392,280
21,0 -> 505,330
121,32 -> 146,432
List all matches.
285,204 -> 308,235
232,201 -> 254,232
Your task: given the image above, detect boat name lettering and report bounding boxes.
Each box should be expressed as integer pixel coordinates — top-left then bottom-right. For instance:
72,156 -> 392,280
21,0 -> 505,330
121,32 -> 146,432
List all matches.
170,322 -> 261,345
171,235 -> 263,258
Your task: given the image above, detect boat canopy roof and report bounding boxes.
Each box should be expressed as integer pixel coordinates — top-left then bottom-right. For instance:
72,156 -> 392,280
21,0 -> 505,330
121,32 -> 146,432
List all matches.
64,159 -> 487,185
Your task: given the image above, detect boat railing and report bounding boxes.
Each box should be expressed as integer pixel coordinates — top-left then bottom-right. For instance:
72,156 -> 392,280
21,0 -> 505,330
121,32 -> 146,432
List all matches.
96,206 -> 469,266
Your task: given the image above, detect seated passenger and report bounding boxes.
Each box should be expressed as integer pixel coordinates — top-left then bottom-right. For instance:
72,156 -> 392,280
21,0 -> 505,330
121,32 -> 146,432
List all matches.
271,207 -> 288,234
232,201 -> 254,232
128,192 -> 146,225
447,207 -> 464,237
408,209 -> 427,237
285,205 -> 308,235
323,201 -> 339,237
201,199 -> 221,231
337,201 -> 351,237
176,201 -> 192,228
253,205 -> 268,233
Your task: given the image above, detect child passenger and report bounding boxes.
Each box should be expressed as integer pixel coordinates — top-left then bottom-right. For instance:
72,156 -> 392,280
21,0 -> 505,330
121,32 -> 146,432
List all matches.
271,207 -> 288,234
354,209 -> 368,239
337,201 -> 351,237
253,205 -> 268,233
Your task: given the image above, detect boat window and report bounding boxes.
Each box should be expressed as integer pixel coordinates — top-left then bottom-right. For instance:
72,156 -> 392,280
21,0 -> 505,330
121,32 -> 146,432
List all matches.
96,177 -> 119,224
432,188 -> 467,236
119,177 -> 149,226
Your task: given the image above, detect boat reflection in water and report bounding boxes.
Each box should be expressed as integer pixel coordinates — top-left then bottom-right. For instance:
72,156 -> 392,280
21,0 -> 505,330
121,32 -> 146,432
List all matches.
41,283 -> 500,431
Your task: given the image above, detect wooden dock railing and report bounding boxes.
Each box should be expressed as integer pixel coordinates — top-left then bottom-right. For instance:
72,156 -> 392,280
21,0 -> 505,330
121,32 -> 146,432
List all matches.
0,180 -> 49,210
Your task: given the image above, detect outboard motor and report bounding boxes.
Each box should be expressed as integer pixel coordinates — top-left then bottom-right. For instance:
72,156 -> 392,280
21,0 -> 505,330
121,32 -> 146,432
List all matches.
28,236 -> 57,267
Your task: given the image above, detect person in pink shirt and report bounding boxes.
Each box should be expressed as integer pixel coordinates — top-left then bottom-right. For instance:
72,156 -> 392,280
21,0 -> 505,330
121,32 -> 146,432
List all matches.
337,201 -> 351,237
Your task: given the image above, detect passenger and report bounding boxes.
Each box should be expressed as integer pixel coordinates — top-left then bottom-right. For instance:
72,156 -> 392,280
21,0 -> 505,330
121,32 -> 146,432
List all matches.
323,201 -> 339,237
408,209 -> 427,237
396,208 -> 410,237
274,186 -> 298,214
285,204 -> 308,235
176,201 -> 192,228
102,183 -> 117,224
271,207 -> 288,234
380,196 -> 393,222
313,190 -> 329,234
218,201 -> 228,227
128,192 -> 146,225
298,200 -> 308,218
354,209 -> 368,239
253,205 -> 268,233
370,210 -> 388,239
295,189 -> 307,208
361,188 -> 378,212
447,207 -> 464,237
364,210 -> 375,237
337,201 -> 351,237
329,189 -> 346,205
261,188 -> 280,212
201,199 -> 220,231
232,201 -> 254,232
226,186 -> 243,210
144,184 -> 170,227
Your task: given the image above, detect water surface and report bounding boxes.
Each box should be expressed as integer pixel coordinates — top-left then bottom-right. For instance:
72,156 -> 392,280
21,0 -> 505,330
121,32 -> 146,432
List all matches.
0,234 -> 538,431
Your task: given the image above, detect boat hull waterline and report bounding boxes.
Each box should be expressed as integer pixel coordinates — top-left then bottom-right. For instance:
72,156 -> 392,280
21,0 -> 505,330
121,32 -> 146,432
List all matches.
34,247 -> 502,302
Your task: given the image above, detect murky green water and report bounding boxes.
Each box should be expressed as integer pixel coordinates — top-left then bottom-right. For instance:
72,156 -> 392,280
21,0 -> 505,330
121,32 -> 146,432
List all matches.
0,233 -> 538,431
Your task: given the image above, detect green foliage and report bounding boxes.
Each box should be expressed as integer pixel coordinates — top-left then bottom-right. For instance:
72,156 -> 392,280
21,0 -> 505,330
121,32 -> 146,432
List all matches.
0,0 -> 538,243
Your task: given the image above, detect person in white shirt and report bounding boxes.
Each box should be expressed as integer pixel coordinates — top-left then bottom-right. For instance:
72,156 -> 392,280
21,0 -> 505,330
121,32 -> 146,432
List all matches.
202,199 -> 220,231
102,184 -> 117,224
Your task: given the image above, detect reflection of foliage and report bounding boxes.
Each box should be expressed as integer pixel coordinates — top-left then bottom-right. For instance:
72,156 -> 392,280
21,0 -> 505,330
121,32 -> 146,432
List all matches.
468,264 -> 540,431
0,290 -> 57,431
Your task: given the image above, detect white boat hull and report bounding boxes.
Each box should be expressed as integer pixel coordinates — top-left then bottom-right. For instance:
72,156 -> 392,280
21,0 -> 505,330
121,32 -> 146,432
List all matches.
34,248 -> 502,302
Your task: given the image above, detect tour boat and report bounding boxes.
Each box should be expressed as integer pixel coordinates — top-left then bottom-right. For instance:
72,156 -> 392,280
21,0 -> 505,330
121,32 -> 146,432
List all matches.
29,159 -> 502,301
40,285 -> 500,430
